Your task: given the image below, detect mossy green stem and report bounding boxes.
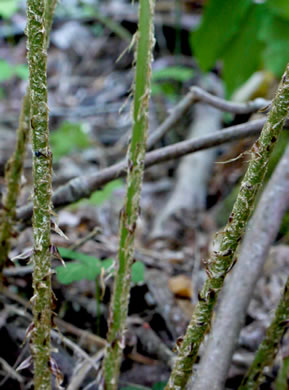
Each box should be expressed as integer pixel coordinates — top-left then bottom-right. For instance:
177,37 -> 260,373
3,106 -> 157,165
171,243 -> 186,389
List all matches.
165,63 -> 289,390
102,1 -> 155,388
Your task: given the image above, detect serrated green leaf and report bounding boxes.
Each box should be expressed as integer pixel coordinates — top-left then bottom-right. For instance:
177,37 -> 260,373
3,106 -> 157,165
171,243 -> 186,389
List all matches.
131,261 -> 145,284
223,4 -> 265,96
50,121 -> 91,161
267,0 -> 289,20
0,0 -> 20,18
0,60 -> 14,82
191,0 -> 251,70
152,66 -> 194,82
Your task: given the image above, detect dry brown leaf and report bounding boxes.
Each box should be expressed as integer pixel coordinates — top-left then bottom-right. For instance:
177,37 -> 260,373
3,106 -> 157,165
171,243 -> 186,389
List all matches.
168,275 -> 192,298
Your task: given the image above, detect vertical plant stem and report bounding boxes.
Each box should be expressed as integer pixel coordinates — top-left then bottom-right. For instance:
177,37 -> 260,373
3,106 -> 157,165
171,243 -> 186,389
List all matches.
238,276 -> 289,390
44,0 -> 58,44
96,277 -> 101,335
275,354 -> 289,390
0,1 -> 57,285
102,1 -> 155,388
26,0 -> 56,388
165,64 -> 289,390
0,94 -> 30,279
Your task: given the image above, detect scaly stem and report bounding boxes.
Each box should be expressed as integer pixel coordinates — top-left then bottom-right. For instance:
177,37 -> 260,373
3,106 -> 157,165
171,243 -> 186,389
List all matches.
26,0 -> 56,388
0,1 -> 57,284
238,275 -> 289,390
102,1 -> 155,388
0,94 -> 30,279
165,64 -> 289,390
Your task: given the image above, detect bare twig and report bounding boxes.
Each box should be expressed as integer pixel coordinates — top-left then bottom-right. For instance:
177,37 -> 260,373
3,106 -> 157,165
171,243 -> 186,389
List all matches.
189,86 -> 270,115
147,87 -> 269,149
17,118 -> 267,222
67,349 -> 105,390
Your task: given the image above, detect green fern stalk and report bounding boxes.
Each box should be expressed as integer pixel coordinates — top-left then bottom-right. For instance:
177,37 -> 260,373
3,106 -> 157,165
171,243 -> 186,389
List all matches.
0,94 -> 30,278
165,64 -> 289,390
26,0 -> 56,388
238,275 -> 289,390
102,1 -> 155,388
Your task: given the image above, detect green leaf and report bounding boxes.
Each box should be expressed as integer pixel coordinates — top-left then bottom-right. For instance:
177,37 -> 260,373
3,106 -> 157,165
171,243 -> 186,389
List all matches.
263,41 -> 289,76
258,12 -> 289,42
55,248 -> 114,284
191,0 -> 251,70
152,66 -> 194,83
71,179 -> 124,209
258,13 -> 289,77
55,248 -> 145,285
14,64 -> 29,80
267,0 -> 289,20
222,4 -> 265,96
120,387 -> 149,390
87,180 -> 124,206
58,248 -> 101,265
50,121 -> 91,161
131,261 -> 145,284
56,261 -> 98,284
0,60 -> 14,82
152,382 -> 166,390
0,0 -> 20,19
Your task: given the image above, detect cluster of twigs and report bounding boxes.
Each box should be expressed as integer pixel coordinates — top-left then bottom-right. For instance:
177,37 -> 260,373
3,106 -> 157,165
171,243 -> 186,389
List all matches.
1,0 -> 289,389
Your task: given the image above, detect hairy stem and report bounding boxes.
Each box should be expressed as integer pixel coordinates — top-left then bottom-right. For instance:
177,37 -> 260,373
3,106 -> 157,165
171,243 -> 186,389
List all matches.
165,64 -> 289,390
26,0 -> 56,388
238,275 -> 289,390
102,1 -> 155,388
0,0 -> 57,285
0,94 -> 30,279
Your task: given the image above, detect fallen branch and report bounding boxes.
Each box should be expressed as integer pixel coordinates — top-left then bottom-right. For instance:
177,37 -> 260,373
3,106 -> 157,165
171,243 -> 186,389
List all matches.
189,86 -> 270,115
17,118 -> 267,222
147,87 -> 269,149
151,75 -> 223,240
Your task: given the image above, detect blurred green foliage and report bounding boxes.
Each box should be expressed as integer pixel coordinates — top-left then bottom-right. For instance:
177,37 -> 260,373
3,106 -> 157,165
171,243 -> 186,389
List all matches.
55,247 -> 145,285
0,0 -> 21,19
120,382 -> 166,390
192,0 -> 289,95
50,121 -> 91,161
151,66 -> 194,100
0,60 -> 28,82
71,179 -> 124,208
